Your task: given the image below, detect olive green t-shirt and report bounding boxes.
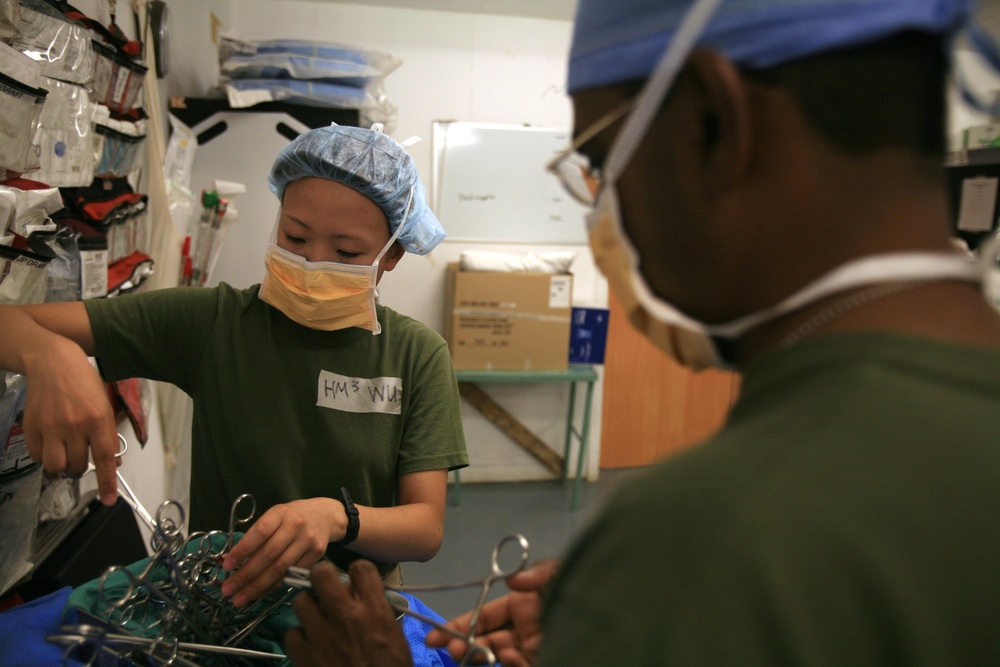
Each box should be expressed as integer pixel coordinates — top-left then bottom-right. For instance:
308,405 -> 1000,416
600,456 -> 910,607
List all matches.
541,333 -> 1000,666
85,284 -> 468,574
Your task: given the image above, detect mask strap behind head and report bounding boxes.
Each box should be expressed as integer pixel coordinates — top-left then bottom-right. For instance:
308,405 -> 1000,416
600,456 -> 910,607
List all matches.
603,0 -> 725,184
376,189 -> 411,261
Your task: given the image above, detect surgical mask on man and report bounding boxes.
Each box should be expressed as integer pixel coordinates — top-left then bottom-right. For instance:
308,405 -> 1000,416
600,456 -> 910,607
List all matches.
587,186 -> 992,369
259,193 -> 408,333
585,0 -> 993,370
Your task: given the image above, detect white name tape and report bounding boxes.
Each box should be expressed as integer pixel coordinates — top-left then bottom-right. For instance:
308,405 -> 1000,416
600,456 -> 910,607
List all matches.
316,370 -> 403,415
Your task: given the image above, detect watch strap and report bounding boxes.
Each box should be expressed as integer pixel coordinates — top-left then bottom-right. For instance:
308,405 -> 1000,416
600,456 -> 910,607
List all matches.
332,486 -> 360,547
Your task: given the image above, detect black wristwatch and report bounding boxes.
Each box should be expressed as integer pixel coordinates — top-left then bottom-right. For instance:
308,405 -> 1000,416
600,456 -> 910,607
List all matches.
332,487 -> 360,547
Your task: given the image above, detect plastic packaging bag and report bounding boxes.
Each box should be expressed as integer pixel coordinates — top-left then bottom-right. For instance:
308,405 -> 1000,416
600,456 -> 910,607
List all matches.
224,78 -> 398,130
32,76 -> 98,187
0,43 -> 49,175
90,40 -> 148,112
0,185 -> 65,238
94,116 -> 147,179
0,242 -> 54,306
35,227 -> 82,302
218,37 -> 401,130
164,114 -> 197,191
224,77 -> 369,109
221,52 -> 400,86
0,0 -> 20,42
13,0 -> 95,85
219,37 -> 401,78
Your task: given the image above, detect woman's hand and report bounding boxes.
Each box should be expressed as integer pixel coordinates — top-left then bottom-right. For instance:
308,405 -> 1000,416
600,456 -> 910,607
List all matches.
7,302 -> 121,507
284,560 -> 412,667
425,559 -> 560,667
221,497 -> 343,606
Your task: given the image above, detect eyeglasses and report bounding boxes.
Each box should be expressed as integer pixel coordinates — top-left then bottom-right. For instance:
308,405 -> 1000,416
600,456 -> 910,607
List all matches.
546,98 -> 635,207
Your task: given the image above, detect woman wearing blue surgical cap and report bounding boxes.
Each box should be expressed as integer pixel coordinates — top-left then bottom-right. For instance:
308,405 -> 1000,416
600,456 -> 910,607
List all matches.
0,124 -> 468,604
283,1 -> 1000,666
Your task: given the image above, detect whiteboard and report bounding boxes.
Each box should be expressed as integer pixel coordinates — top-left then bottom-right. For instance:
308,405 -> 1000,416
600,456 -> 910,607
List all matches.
431,122 -> 589,245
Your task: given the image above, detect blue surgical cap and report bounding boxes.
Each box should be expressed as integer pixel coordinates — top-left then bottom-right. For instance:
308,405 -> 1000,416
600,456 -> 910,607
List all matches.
268,125 -> 446,255
569,0 -> 977,93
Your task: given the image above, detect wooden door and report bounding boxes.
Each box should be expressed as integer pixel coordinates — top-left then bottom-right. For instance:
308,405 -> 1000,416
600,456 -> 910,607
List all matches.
600,291 -> 741,468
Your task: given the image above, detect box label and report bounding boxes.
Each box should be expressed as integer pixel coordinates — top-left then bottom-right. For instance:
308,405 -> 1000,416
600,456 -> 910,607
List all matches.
569,307 -> 610,364
549,276 -> 571,309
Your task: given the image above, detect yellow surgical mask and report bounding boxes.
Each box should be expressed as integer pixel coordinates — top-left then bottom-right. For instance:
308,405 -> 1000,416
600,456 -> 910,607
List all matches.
586,186 -> 722,369
259,210 -> 405,333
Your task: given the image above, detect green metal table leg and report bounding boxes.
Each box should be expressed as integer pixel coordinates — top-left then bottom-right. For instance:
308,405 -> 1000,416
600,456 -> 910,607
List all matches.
571,379 -> 596,512
562,382 -> 578,480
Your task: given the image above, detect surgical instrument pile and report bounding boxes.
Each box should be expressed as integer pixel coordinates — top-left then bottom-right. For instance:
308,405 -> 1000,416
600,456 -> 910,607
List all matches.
284,533 -> 531,667
48,494 -> 296,666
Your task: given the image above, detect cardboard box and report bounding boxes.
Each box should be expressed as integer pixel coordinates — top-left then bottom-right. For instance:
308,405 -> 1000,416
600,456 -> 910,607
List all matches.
569,307 -> 610,365
445,263 -> 572,371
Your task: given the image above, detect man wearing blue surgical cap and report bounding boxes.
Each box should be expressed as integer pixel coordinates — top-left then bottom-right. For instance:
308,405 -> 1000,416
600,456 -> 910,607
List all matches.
282,1 -> 1000,666
0,124 -> 468,605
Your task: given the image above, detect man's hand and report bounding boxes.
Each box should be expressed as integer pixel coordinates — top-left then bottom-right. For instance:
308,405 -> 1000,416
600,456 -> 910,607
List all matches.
425,559 -> 559,667
285,560 -> 412,667
221,497 -> 341,606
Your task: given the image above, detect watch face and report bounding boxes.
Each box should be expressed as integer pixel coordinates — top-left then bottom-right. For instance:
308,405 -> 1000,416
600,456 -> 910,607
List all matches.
151,0 -> 169,78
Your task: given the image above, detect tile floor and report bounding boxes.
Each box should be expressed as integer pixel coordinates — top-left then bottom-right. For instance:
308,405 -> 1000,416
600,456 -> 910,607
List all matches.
400,467 -> 646,620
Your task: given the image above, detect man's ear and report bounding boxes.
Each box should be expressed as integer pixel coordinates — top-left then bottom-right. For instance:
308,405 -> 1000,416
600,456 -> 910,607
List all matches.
687,49 -> 752,197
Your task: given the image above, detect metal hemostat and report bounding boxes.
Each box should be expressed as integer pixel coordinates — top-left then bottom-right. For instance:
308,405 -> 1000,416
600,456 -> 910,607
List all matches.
285,533 -> 532,667
47,493 -> 295,666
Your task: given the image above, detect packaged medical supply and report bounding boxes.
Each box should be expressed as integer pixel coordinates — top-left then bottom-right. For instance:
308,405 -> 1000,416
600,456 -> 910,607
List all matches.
0,39 -> 42,89
218,37 -> 401,129
13,0 -> 95,85
0,184 -> 64,239
0,42 -> 49,175
164,114 -> 197,190
0,0 -> 20,42
89,40 -> 116,105
34,226 -> 82,302
224,77 -> 369,109
0,239 -> 53,306
94,118 -> 146,179
221,51 -> 401,85
32,76 -> 98,187
218,37 -> 401,79
78,234 -> 109,299
112,55 -> 148,113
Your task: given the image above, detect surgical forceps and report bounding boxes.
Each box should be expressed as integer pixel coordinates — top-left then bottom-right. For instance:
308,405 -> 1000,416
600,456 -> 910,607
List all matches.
46,624 -> 285,664
78,433 -> 156,532
285,533 -> 531,667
